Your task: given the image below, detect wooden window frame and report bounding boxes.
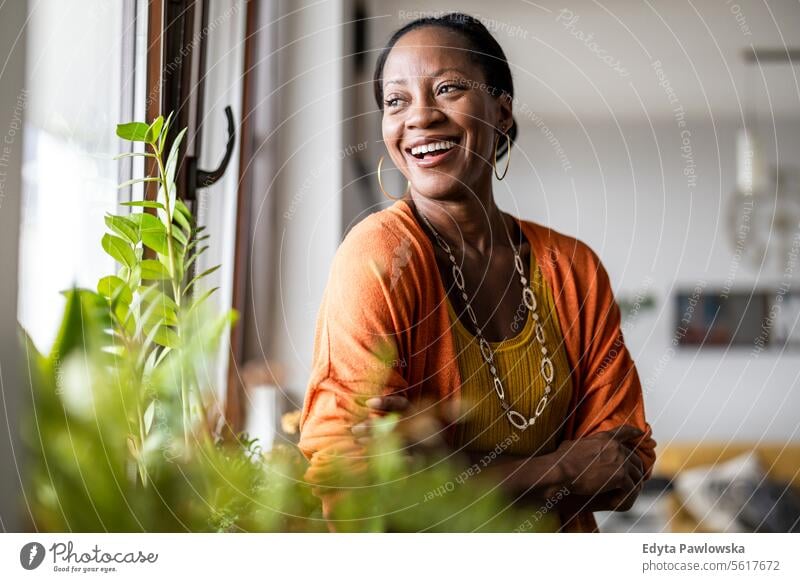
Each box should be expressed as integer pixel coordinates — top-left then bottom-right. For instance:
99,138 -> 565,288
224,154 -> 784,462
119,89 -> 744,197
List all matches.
145,0 -> 258,434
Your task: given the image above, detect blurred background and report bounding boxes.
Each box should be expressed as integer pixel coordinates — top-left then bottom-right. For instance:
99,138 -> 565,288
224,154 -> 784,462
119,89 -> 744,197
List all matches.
1,0 -> 799,532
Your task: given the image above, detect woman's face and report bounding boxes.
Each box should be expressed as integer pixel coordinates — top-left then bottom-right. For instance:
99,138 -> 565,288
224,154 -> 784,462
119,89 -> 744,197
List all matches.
380,26 -> 512,200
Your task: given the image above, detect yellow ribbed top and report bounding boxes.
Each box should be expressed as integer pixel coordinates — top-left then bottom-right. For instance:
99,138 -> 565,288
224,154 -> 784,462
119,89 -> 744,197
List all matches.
446,248 -> 574,532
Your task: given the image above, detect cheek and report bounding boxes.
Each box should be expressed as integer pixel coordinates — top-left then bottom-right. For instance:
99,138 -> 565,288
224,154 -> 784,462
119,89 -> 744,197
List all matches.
449,107 -> 491,154
470,123 -> 496,160
382,115 -> 402,148
382,119 -> 410,172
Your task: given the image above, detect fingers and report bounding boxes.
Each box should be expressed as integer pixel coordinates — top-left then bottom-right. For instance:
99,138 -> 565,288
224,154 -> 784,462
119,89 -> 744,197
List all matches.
365,395 -> 410,413
609,424 -> 645,443
614,461 -> 645,511
560,429 -> 647,500
597,442 -> 642,495
621,453 -> 644,502
616,467 -> 637,498
351,396 -> 412,448
593,457 -> 637,497
624,445 -> 644,477
624,453 -> 643,486
351,421 -> 370,438
612,426 -> 646,480
604,485 -> 639,512
616,441 -> 643,480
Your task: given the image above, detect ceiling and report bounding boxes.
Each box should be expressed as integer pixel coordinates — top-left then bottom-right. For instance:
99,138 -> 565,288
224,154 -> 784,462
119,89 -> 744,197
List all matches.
365,0 -> 800,121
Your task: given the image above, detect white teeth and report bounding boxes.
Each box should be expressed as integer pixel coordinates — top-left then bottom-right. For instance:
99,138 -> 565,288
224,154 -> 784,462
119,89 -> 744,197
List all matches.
410,140 -> 455,156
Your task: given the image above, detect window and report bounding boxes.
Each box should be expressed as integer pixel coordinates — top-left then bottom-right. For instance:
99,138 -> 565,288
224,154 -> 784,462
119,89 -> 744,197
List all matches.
18,0 -> 147,353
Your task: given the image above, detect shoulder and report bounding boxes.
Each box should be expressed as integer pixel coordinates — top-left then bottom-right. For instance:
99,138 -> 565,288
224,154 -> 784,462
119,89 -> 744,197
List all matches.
520,218 -> 618,315
341,206 -> 407,248
522,219 -> 604,275
336,208 -> 412,268
330,206 -> 422,295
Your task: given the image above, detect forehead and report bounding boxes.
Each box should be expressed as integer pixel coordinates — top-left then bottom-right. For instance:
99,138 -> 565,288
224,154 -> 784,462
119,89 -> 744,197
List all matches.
382,26 -> 483,83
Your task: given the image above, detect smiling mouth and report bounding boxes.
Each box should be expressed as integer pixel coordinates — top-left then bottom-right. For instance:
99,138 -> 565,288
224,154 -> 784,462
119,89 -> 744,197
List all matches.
405,138 -> 460,160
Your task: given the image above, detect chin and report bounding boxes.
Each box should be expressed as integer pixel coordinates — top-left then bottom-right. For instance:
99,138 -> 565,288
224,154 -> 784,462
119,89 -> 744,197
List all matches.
411,170 -> 464,199
409,173 -> 463,199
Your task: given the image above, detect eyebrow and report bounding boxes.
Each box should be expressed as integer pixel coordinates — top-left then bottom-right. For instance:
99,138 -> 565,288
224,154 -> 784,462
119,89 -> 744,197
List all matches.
384,67 -> 468,87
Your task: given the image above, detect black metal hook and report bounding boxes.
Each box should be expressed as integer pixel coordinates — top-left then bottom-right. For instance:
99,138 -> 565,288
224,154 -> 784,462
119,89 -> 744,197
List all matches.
187,105 -> 236,200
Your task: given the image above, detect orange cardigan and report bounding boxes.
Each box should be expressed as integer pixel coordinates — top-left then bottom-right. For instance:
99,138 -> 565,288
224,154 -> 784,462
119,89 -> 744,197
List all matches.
298,199 -> 656,532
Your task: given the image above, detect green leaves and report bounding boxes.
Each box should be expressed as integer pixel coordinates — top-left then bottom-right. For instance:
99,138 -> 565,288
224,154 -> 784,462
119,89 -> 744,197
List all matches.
49,288 -> 112,363
97,112 -> 241,491
164,127 -> 187,189
187,286 -> 219,314
113,151 -> 155,160
173,199 -> 193,234
143,400 -> 156,435
146,116 -> 164,144
102,234 -> 135,268
149,287 -> 178,312
121,201 -> 165,211
105,215 -> 139,246
26,112 -> 262,533
130,213 -> 168,255
97,275 -> 132,306
184,265 -> 220,295
171,228 -> 188,247
116,115 -> 166,147
118,176 -> 159,190
153,326 -> 180,349
158,111 -> 174,153
140,259 -> 170,280
116,122 -> 150,142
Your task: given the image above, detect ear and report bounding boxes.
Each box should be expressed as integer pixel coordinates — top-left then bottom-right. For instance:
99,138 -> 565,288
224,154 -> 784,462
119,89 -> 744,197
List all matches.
496,91 -> 513,133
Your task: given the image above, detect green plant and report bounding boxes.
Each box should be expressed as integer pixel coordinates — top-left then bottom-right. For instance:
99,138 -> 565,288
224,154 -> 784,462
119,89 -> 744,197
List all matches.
105,114 -> 238,481
21,290 -> 321,532
21,113 -> 323,531
21,114 -> 542,533
320,416 -> 545,532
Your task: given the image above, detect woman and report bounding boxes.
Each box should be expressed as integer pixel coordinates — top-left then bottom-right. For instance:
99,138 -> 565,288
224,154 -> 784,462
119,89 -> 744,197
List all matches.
298,13 -> 656,533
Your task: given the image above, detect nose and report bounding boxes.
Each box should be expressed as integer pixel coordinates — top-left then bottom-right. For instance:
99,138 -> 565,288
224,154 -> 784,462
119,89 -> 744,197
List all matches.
405,94 -> 446,130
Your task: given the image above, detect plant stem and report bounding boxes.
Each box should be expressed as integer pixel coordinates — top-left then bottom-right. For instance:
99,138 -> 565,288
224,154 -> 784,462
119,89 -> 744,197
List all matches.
152,142 -> 189,454
151,144 -> 180,306
135,398 -> 147,486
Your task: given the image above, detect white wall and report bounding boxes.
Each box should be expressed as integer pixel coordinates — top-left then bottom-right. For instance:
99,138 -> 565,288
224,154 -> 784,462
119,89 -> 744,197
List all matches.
497,116 -> 800,443
352,0 -> 800,445
269,0 -> 800,445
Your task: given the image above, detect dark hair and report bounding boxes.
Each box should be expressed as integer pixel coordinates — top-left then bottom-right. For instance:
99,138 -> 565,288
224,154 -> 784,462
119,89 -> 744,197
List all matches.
373,12 -> 517,158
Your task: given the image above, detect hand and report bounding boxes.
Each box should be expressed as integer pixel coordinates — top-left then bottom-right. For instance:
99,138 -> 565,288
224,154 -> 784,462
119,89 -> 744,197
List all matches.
554,424 -> 645,498
350,395 -> 452,452
595,479 -> 644,512
561,477 -> 645,517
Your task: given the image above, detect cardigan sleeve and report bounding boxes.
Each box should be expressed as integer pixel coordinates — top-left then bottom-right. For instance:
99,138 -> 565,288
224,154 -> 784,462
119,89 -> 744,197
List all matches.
569,242 -> 657,480
298,220 -> 412,513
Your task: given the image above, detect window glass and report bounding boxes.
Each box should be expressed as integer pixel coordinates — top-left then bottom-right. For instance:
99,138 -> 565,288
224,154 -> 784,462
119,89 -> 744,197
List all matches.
18,0 -> 146,352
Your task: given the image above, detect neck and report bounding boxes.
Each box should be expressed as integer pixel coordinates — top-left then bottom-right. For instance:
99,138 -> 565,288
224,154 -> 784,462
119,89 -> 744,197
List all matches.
408,189 -> 512,258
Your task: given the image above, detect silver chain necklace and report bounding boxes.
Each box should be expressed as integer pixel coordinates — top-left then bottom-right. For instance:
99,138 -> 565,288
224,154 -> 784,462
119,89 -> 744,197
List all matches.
417,207 -> 555,431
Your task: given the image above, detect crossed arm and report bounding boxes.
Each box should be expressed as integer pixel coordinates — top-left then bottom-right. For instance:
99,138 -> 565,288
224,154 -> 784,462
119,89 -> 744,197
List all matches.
353,395 -> 648,514
298,223 -> 655,524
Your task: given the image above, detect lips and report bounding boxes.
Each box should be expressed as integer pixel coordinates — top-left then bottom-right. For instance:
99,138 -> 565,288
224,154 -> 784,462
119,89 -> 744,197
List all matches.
403,136 -> 461,168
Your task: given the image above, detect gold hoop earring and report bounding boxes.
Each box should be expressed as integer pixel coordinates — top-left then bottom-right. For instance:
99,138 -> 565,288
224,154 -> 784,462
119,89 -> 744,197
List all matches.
377,156 -> 410,201
493,132 -> 511,181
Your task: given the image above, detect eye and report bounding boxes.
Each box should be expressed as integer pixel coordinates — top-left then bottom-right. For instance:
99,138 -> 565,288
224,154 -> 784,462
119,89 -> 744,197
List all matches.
384,95 -> 406,108
438,82 -> 466,95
